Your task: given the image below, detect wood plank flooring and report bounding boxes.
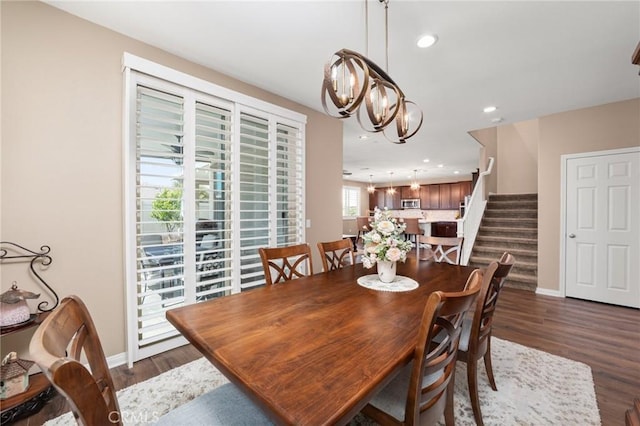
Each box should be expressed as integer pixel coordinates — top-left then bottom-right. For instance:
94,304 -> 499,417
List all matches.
10,288 -> 640,426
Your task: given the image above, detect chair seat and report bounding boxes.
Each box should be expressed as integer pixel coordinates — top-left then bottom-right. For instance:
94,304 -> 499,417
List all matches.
367,363 -> 444,423
156,382 -> 274,425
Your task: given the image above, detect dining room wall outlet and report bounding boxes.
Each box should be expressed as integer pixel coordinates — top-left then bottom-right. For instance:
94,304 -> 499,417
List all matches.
306,219 -> 311,228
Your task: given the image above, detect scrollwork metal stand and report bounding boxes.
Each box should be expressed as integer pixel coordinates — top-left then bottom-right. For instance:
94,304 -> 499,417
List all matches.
0,241 -> 59,312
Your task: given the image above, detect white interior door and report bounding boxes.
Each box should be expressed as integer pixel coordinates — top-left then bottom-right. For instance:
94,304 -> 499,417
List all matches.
564,148 -> 640,308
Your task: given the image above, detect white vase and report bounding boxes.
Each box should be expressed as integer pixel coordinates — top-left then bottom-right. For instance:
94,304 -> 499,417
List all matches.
377,260 -> 397,283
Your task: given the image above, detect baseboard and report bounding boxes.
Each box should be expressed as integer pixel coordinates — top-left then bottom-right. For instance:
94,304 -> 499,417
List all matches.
535,287 -> 563,297
107,352 -> 128,369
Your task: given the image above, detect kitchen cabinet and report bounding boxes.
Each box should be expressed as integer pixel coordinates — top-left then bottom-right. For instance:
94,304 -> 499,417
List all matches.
369,180 -> 472,211
400,185 -> 420,200
438,184 -> 452,209
432,221 -> 458,238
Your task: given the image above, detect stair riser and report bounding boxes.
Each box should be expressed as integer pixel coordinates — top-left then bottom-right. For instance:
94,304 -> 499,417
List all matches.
469,262 -> 537,277
474,239 -> 538,251
481,218 -> 537,228
487,201 -> 538,210
488,194 -> 538,202
479,228 -> 538,238
473,250 -> 538,264
484,209 -> 537,219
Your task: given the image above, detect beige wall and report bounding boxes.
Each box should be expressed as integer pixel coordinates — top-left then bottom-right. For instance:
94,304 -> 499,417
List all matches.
537,98 -> 639,292
1,2 -> 342,359
497,120 -> 539,194
341,180 -> 370,235
468,127 -> 497,195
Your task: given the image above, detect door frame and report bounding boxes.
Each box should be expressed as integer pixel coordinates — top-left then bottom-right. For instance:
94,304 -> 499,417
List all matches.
559,146 -> 640,298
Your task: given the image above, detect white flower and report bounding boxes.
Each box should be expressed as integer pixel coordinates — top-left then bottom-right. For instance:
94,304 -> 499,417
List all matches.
377,220 -> 395,235
386,247 -> 402,262
362,257 -> 372,268
371,233 -> 382,243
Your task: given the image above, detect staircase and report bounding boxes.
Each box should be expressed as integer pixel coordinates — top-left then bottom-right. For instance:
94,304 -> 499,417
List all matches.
469,193 -> 538,291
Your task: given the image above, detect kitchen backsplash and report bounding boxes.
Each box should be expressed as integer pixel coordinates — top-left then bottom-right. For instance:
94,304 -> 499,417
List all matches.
389,209 -> 459,221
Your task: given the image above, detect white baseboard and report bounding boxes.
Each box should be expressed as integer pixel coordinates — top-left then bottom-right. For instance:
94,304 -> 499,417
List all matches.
535,287 -> 563,297
107,352 -> 128,369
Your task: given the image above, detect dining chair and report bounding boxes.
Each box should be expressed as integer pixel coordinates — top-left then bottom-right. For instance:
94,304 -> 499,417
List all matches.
402,218 -> 422,244
626,398 -> 640,426
356,216 -> 371,244
258,243 -> 313,285
456,252 -> 515,426
361,268 -> 483,426
317,238 -> 356,272
29,295 -> 274,426
417,235 -> 463,265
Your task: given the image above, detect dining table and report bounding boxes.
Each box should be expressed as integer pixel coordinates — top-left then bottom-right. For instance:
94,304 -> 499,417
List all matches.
166,257 -> 476,425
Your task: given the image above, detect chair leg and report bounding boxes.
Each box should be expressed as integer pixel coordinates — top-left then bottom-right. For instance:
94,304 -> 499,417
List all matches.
467,360 -> 485,426
484,338 -> 498,391
444,374 -> 455,426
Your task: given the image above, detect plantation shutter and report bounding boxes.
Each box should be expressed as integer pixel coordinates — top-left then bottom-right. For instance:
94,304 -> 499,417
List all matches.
125,63 -> 306,364
238,113 -> 271,289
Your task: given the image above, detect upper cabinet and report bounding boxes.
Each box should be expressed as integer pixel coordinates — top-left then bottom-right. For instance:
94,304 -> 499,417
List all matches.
369,180 -> 473,211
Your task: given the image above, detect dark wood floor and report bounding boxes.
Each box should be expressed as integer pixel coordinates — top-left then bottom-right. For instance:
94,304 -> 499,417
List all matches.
11,287 -> 640,426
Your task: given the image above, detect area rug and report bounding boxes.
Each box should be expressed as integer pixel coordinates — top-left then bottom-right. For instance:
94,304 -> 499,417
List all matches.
45,338 -> 600,425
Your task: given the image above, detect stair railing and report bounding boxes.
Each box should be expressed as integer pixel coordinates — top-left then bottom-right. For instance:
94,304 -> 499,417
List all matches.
457,157 -> 494,265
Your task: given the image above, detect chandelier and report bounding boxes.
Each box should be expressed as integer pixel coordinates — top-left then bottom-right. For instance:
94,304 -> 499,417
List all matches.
410,169 -> 419,190
321,0 -> 423,143
367,174 -> 376,193
387,172 -> 396,194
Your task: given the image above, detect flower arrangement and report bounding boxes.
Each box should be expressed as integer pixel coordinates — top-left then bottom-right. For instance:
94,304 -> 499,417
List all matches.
361,208 -> 414,269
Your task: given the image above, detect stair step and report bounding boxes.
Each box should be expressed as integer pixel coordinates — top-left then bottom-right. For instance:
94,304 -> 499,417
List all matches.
475,235 -> 538,251
487,200 -> 538,210
484,208 -> 537,219
481,217 -> 537,228
469,255 -> 538,273
479,226 -> 538,238
472,247 -> 537,263
488,193 -> 538,202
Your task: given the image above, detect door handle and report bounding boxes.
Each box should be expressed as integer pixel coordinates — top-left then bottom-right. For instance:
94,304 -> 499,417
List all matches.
568,233 -> 576,238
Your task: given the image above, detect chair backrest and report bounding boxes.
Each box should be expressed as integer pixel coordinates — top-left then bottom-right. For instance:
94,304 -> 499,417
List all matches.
317,239 -> 355,272
467,253 -> 515,355
356,216 -> 371,232
417,235 -> 463,265
29,295 -> 121,426
404,269 -> 483,424
259,243 -> 314,285
403,218 -> 421,236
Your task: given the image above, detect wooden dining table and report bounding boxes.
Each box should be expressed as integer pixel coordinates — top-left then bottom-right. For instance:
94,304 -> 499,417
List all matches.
166,257 -> 476,426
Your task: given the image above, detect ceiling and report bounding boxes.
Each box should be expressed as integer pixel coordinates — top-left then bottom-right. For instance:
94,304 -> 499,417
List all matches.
47,1 -> 640,185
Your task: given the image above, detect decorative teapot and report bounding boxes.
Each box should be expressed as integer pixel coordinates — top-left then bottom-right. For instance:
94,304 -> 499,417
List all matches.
0,282 -> 40,327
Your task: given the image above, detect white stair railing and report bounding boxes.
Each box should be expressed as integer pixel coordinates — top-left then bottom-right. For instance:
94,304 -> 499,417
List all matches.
457,157 -> 494,266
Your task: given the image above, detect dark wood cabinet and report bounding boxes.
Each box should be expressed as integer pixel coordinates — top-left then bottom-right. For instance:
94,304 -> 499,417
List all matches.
432,221 -> 458,238
368,180 -> 472,211
438,184 -> 452,209
385,191 -> 401,209
400,185 -> 420,200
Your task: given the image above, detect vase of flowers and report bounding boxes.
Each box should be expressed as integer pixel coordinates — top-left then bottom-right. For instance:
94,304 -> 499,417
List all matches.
361,208 -> 414,283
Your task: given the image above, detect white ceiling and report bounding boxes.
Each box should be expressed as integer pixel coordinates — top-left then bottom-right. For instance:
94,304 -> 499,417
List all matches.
47,0 -> 640,184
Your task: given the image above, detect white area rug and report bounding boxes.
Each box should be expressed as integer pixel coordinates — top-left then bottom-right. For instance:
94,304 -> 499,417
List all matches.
45,338 -> 600,425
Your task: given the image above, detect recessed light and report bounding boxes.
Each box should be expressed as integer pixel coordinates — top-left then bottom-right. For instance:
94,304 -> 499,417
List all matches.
437,164 -> 444,168
423,158 -> 430,163
417,34 -> 438,48
491,117 -> 504,123
483,106 -> 497,113
358,135 -> 368,140
454,171 -> 460,174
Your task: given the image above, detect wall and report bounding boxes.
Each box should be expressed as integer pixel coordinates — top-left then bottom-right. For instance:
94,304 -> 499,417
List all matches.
1,2 -> 342,359
468,127 -> 498,195
537,98 -> 639,292
497,119 -> 539,194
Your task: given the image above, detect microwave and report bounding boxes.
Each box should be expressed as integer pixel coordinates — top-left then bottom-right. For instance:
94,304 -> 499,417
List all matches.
401,199 -> 421,209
